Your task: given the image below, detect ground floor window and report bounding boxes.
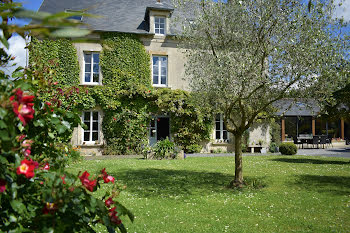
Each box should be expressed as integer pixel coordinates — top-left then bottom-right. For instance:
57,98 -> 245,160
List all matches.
83,111 -> 99,143
215,114 -> 228,142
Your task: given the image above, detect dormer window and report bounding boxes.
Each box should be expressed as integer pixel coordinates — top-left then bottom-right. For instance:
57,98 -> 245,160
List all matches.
155,16 -> 165,35
65,9 -> 83,21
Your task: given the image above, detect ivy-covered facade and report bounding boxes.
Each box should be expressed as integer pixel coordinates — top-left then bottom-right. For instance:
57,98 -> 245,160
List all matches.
33,0 -> 274,155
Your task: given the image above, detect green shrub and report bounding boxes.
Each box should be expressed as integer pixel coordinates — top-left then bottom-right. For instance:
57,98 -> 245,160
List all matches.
269,142 -> 279,153
153,138 -> 177,159
279,142 -> 297,155
185,144 -> 202,153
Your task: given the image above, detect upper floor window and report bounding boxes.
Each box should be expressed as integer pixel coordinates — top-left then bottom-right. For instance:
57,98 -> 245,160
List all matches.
83,111 -> 100,143
83,52 -> 100,84
155,16 -> 165,35
215,114 -> 229,142
152,56 -> 167,87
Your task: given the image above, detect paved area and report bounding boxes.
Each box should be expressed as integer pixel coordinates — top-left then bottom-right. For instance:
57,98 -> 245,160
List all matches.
187,146 -> 350,158
84,154 -> 143,160
84,146 -> 350,160
296,147 -> 350,158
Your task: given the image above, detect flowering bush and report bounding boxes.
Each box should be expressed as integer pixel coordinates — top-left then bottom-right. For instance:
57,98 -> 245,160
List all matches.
0,1 -> 133,232
0,74 -> 133,233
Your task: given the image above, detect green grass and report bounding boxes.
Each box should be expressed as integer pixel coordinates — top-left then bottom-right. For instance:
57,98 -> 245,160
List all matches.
67,155 -> 350,232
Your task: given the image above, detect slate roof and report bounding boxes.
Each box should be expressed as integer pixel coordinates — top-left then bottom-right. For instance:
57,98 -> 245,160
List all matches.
274,99 -> 321,116
38,0 -> 176,34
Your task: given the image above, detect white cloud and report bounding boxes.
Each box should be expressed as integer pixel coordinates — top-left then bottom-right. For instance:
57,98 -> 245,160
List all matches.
334,0 -> 350,22
0,34 -> 27,76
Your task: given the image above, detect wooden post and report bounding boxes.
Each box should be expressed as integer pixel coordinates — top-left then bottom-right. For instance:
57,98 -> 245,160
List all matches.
341,119 -> 345,140
312,117 -> 316,136
281,118 -> 285,142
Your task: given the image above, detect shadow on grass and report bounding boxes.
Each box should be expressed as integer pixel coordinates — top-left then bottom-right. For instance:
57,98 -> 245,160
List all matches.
271,158 -> 350,165
114,168 -> 265,198
293,175 -> 350,196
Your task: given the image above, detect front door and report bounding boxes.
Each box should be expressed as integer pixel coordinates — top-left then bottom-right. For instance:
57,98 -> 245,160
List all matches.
149,116 -> 170,146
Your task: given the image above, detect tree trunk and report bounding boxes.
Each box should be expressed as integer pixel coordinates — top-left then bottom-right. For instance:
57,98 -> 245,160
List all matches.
229,133 -> 244,188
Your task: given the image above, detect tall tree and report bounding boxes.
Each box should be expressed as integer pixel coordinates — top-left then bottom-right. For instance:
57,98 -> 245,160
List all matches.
176,0 -> 349,187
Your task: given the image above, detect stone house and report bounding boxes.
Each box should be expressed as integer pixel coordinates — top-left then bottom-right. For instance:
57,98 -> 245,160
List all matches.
39,0 -> 349,155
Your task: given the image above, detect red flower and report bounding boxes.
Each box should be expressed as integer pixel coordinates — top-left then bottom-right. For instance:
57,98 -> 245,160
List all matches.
109,207 -> 122,225
42,202 -> 56,215
10,89 -> 35,126
16,134 -> 26,142
0,179 -> 6,193
17,159 -> 37,178
43,163 -> 50,171
53,81 -> 58,85
61,175 -> 66,184
113,117 -> 117,121
23,148 -> 31,157
101,168 -> 115,183
79,171 -> 97,192
45,102 -> 51,106
22,139 -> 33,147
105,197 -> 114,207
21,139 -> 33,157
103,175 -> 115,183
101,168 -> 107,176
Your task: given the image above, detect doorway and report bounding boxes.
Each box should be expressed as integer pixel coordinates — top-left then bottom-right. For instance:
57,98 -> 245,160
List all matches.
149,116 -> 170,146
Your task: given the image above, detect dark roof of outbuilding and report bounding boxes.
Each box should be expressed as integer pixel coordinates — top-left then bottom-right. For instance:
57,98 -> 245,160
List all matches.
38,0 -> 176,34
274,99 -> 321,117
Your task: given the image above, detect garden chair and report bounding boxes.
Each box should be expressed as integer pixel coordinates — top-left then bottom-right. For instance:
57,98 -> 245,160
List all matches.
312,136 -> 320,149
319,135 -> 327,149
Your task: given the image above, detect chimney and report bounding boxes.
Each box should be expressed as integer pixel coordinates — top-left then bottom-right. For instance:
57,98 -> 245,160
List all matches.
157,0 -> 161,2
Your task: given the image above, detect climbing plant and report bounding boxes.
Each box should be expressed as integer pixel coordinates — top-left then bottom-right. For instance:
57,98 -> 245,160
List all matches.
29,33 -> 212,155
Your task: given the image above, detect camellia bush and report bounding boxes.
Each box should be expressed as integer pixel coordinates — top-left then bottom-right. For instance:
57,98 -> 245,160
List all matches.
0,1 -> 133,232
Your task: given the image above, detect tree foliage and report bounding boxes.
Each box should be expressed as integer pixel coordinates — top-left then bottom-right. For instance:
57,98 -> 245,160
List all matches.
176,0 -> 349,186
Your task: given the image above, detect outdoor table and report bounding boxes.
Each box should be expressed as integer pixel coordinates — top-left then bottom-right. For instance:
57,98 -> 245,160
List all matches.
297,135 -> 313,148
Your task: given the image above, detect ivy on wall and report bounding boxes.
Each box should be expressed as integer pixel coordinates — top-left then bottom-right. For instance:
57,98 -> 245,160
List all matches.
100,32 -> 152,91
154,89 -> 212,153
29,38 -> 80,86
29,33 -> 212,155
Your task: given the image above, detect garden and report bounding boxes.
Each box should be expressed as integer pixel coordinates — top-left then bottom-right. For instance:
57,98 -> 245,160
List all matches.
68,155 -> 350,232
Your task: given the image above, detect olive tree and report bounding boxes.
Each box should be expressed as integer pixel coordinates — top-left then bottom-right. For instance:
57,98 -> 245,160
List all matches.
176,0 -> 349,187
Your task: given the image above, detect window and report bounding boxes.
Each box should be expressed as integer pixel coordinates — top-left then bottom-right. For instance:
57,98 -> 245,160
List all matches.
152,56 -> 167,86
65,9 -> 83,21
215,114 -> 228,142
155,16 -> 165,35
83,111 -> 99,143
83,52 -> 100,84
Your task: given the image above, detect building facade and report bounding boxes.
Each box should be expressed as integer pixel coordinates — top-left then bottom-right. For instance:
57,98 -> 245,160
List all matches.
39,0 -> 348,155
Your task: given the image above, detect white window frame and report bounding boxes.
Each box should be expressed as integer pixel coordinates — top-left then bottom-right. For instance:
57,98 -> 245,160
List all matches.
215,114 -> 229,142
152,55 -> 168,87
82,111 -> 100,144
154,16 -> 166,35
83,52 -> 100,85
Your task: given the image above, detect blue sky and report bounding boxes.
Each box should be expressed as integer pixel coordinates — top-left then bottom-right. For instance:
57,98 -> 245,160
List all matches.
12,0 -> 43,26
2,0 -> 350,75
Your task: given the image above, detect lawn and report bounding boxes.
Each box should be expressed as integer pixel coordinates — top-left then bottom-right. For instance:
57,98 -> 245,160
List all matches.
67,155 -> 350,233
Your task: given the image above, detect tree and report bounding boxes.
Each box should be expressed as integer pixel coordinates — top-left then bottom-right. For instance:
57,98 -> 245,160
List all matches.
176,0 -> 349,187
